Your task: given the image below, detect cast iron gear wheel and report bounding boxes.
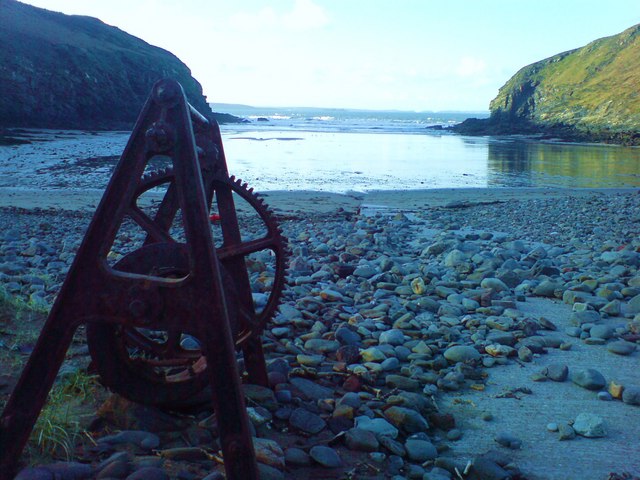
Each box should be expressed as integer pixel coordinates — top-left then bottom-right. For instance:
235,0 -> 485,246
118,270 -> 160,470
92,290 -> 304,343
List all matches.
86,169 -> 288,410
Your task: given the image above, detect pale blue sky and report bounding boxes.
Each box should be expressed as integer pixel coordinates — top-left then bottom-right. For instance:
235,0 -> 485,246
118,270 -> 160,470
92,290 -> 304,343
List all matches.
20,0 -> 640,111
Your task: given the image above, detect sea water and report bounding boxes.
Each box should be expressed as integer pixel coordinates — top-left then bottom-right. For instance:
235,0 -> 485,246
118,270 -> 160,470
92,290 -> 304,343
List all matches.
1,106 -> 639,193
217,105 -> 640,193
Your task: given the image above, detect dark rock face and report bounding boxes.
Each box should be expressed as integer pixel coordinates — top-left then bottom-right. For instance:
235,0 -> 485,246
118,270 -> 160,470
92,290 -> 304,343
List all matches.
0,1 -> 238,129
454,24 -> 640,145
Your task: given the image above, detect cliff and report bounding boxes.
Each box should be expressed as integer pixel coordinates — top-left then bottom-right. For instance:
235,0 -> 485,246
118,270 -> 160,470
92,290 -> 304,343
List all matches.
0,0 -> 240,130
454,24 -> 640,144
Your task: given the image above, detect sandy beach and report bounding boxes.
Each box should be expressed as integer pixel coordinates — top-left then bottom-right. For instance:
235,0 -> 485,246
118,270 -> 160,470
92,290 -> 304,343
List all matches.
0,185 -> 637,214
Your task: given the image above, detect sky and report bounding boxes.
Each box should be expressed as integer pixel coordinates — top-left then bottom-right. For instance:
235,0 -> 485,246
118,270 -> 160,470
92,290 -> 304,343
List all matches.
19,0 -> 640,112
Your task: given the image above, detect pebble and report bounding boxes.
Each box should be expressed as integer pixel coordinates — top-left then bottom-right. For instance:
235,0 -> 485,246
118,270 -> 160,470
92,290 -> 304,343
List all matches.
98,430 -> 160,450
4,191 -> 640,480
345,428 -> 380,452
284,448 -> 311,466
570,368 -> 606,391
607,340 -> 637,356
309,446 -> 342,468
469,456 -> 512,480
125,467 -> 169,480
289,377 -> 333,400
541,363 -> 568,382
443,345 -> 481,363
558,424 -> 576,441
354,416 -> 399,439
622,385 -> 640,405
495,432 -> 522,449
589,324 -> 614,340
404,438 -> 438,462
289,408 -> 326,434
14,468 -> 55,480
385,374 -> 420,391
573,413 -> 607,438
384,406 -> 429,434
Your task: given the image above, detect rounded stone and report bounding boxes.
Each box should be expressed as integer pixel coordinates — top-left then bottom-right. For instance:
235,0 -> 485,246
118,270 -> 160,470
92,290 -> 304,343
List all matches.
589,324 -> 614,340
558,423 -> 576,440
542,363 -> 568,382
495,432 -> 522,449
570,368 -> 606,391
480,277 -> 510,292
404,439 -> 437,462
14,468 -> 54,480
622,386 -> 640,405
573,413 -> 607,438
289,408 -> 326,434
284,448 -> 311,466
354,416 -> 399,439
443,345 -> 481,363
125,467 -> 169,480
345,428 -> 379,452
379,329 -> 406,346
384,406 -> 429,434
309,446 -> 342,468
607,341 -> 636,356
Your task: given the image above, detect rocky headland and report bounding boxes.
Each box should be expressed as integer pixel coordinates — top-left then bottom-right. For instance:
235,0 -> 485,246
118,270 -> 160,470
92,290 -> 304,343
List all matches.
0,0 -> 241,131
453,24 -> 640,145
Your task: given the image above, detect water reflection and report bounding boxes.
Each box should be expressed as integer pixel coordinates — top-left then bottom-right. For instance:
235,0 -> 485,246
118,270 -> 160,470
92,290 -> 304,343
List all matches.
219,127 -> 640,192
486,139 -> 640,188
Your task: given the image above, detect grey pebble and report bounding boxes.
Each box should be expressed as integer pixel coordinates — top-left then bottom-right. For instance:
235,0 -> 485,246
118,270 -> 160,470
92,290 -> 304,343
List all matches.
607,340 -> 637,356
570,368 -> 606,390
345,427 -> 379,452
558,423 -> 576,440
289,408 -> 326,434
573,413 -> 607,438
404,438 -> 438,462
542,363 -> 568,382
495,432 -> 522,449
622,385 -> 640,405
284,447 -> 311,466
125,467 -> 170,480
309,445 -> 342,468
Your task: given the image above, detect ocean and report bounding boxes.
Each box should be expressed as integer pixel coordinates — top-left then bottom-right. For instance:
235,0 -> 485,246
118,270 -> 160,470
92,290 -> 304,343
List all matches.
216,105 -> 640,193
1,106 -> 639,195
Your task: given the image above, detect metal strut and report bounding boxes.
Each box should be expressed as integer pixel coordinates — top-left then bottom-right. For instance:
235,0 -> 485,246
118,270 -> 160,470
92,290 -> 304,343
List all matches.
0,79 -> 286,479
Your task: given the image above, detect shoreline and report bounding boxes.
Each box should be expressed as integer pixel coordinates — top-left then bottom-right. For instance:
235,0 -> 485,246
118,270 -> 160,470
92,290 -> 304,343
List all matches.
0,186 -> 637,214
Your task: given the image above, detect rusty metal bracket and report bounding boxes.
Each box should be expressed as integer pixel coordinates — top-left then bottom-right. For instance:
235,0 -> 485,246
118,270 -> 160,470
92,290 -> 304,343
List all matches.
0,79 -> 284,479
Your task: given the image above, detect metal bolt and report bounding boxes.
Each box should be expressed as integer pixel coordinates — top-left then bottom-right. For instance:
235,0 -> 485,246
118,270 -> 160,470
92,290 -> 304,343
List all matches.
153,79 -> 181,106
146,121 -> 174,152
128,299 -> 148,318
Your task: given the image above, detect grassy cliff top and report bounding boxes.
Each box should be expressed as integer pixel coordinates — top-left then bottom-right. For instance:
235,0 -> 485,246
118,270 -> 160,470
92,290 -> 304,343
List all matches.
490,24 -> 640,133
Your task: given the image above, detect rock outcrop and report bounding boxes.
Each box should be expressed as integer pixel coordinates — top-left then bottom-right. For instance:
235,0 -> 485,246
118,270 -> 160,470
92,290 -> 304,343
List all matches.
0,0 -> 240,129
454,24 -> 640,144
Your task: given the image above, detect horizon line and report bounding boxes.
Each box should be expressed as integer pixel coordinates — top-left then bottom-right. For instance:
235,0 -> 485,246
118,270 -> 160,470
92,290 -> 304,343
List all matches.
208,102 -> 490,114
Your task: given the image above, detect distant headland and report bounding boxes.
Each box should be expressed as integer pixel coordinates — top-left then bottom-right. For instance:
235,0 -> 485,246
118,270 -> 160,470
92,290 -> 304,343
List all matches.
0,0 -> 242,130
453,24 -> 640,145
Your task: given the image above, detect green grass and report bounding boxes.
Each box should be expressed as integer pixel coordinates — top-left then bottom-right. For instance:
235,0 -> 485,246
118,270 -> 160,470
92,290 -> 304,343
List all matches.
0,284 -> 99,463
490,24 -> 640,134
28,369 -> 100,461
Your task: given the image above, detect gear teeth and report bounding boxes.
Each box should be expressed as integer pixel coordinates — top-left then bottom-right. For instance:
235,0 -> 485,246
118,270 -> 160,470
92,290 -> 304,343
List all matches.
138,168 -> 290,334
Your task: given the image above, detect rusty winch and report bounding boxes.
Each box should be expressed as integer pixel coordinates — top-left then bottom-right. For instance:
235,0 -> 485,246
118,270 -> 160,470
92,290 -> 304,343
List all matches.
0,79 -> 288,479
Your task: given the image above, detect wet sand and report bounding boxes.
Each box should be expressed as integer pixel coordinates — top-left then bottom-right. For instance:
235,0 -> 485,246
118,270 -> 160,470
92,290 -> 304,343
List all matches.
0,186 -> 637,214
